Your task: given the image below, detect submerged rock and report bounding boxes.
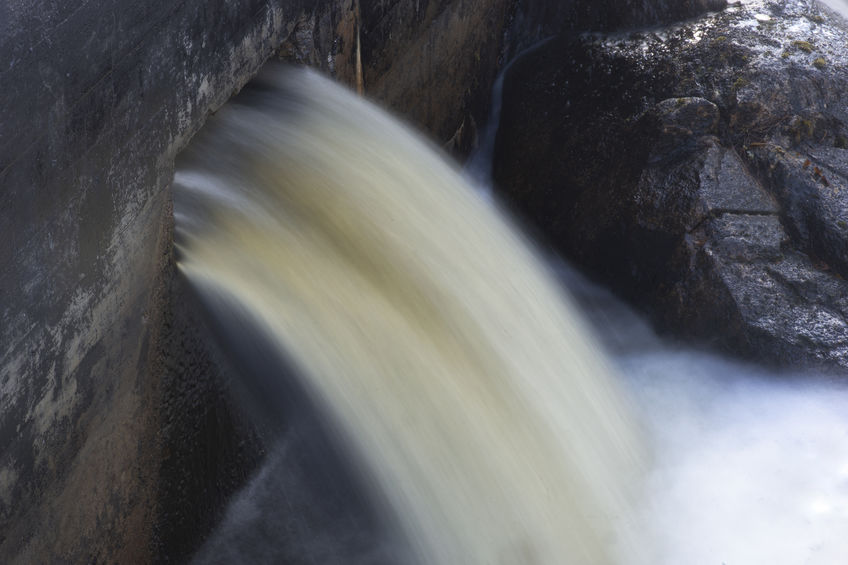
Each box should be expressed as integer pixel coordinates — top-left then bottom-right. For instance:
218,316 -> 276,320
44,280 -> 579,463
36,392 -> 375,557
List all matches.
494,0 -> 848,370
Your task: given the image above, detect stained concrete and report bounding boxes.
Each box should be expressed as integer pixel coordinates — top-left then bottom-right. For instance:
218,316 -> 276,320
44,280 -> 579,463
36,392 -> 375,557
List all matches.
0,0 -> 307,561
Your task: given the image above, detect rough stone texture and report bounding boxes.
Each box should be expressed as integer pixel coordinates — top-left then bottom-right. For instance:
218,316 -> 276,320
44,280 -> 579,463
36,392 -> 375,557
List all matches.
506,0 -> 727,56
152,260 -> 268,563
494,0 -> 848,371
274,0 -> 362,87
360,0 -> 515,156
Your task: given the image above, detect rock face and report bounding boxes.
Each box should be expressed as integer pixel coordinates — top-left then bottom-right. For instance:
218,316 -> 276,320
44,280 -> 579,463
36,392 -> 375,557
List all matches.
508,0 -> 727,55
360,0 -> 514,155
494,0 -> 848,370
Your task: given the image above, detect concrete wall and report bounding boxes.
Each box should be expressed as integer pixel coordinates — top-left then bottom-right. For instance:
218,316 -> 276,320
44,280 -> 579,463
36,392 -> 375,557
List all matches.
0,0 -> 516,561
0,1 -> 312,561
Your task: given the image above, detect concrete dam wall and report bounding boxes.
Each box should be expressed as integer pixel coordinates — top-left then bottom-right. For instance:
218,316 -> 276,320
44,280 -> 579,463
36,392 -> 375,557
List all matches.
0,0 -> 515,561
1,1 -> 299,561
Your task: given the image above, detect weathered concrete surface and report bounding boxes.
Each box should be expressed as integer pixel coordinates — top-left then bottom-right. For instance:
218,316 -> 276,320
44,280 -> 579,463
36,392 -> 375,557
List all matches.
0,0 -> 311,561
152,257 -> 269,563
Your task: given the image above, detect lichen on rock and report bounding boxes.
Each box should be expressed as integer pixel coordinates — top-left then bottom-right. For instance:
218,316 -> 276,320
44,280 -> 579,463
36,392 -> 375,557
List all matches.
494,0 -> 848,371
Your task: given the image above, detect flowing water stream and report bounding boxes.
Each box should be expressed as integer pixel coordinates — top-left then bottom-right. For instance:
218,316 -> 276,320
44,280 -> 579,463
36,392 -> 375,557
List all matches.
176,65 -> 848,564
176,66 -> 646,565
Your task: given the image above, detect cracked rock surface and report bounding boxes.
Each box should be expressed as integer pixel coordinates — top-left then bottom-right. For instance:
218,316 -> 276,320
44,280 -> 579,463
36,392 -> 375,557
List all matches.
494,0 -> 848,370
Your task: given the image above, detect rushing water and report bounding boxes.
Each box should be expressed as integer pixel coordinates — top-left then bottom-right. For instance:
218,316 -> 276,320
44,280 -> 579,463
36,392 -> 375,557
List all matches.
176,64 -> 848,564
560,261 -> 848,565
464,36 -> 554,196
176,65 -> 647,565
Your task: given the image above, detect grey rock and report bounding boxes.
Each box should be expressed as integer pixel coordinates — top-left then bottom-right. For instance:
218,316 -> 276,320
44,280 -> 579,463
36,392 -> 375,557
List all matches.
698,139 -> 779,215
708,214 -> 784,262
749,145 -> 848,276
507,0 -> 728,56
494,0 -> 848,371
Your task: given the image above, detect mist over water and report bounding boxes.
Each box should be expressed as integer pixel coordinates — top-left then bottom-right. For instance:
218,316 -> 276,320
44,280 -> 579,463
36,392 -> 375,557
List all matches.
176,65 -> 848,564
819,0 -> 848,20
563,262 -> 848,564
629,353 -> 848,565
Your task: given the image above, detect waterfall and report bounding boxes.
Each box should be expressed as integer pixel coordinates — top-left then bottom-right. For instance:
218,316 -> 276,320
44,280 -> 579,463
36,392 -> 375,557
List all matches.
174,65 -> 647,565
464,36 -> 554,193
